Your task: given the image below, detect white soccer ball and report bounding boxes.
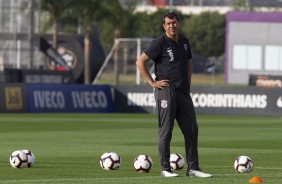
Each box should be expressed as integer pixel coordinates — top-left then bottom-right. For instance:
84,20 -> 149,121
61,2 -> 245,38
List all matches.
234,155 -> 254,173
22,150 -> 35,167
133,154 -> 153,173
9,150 -> 28,168
100,152 -> 122,170
170,153 -> 185,170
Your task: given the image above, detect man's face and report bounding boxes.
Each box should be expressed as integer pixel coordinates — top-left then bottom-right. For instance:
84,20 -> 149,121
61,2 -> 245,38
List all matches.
163,17 -> 180,38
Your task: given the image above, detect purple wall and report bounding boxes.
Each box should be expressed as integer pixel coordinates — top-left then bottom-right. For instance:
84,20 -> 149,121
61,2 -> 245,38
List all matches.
225,11 -> 282,83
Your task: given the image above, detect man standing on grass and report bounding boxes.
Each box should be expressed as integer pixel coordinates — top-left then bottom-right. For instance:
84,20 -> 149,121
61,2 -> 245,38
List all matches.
136,12 -> 212,178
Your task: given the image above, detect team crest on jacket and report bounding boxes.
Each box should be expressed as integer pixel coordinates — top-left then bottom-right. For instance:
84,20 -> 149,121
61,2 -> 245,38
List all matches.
166,47 -> 174,62
184,44 -> 188,50
161,100 -> 168,108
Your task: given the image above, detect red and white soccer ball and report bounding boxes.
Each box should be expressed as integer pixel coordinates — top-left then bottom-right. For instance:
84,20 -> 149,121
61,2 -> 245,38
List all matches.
22,150 -> 36,167
133,154 -> 153,173
10,150 -> 28,168
234,155 -> 254,173
170,153 -> 185,170
100,152 -> 122,170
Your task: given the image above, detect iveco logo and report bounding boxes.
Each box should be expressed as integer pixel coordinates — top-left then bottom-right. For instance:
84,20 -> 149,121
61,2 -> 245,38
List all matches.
277,97 -> 282,108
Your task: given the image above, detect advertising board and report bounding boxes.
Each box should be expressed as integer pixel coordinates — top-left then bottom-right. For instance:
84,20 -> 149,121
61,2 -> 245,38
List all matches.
115,85 -> 282,116
27,84 -> 115,113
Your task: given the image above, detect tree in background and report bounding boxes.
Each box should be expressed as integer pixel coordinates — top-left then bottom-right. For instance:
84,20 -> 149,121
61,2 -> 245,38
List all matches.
99,0 -> 137,50
41,0 -> 75,48
70,0 -> 105,84
41,0 -> 126,83
54,0 -> 125,84
182,12 -> 225,58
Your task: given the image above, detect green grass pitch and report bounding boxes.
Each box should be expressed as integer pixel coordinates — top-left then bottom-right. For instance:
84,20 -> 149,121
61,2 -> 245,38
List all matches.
0,113 -> 281,184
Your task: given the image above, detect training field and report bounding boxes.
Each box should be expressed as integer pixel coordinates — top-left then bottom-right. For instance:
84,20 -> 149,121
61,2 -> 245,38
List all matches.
0,113 -> 281,184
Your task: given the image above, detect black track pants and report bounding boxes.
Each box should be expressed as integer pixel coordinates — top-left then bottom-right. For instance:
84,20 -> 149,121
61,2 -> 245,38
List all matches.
155,86 -> 199,171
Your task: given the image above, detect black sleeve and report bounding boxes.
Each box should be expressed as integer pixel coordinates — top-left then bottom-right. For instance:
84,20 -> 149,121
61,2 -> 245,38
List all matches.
144,38 -> 162,61
187,39 -> 193,59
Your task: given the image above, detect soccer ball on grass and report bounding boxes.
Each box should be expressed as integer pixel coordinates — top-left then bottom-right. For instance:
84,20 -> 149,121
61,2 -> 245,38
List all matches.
170,153 -> 185,170
133,154 -> 153,173
100,152 -> 122,170
234,155 -> 253,173
10,150 -> 28,168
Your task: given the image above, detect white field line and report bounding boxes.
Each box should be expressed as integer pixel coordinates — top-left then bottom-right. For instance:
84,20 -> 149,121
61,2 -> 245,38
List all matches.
0,174 -> 240,184
0,117 -> 151,123
1,170 -> 282,183
0,176 -> 159,183
0,117 -> 281,124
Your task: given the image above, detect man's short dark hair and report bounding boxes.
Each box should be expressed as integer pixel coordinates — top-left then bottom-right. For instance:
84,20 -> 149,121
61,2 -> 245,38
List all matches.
163,12 -> 179,24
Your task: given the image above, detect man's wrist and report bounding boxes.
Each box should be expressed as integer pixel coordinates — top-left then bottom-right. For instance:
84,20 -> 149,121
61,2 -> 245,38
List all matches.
149,81 -> 155,87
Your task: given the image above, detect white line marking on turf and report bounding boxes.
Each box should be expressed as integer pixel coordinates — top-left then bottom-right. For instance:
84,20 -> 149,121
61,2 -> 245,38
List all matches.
0,176 -> 159,183
255,167 -> 282,170
1,172 -> 282,183
0,117 -> 151,123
